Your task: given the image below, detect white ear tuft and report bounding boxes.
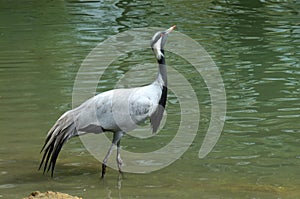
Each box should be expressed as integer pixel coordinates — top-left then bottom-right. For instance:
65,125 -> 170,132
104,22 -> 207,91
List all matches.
156,49 -> 164,60
153,37 -> 164,60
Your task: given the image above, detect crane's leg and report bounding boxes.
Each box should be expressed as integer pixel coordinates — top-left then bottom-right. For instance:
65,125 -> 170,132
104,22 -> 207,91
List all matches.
101,143 -> 114,178
116,140 -> 123,174
101,131 -> 124,178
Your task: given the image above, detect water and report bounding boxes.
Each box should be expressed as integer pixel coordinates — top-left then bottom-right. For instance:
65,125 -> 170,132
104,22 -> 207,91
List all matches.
1,0 -> 300,198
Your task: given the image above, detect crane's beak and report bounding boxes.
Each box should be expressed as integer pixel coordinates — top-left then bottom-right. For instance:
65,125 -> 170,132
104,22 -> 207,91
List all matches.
165,25 -> 176,34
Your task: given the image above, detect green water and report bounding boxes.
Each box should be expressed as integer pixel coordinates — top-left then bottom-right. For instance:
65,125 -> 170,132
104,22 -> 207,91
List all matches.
1,0 -> 300,198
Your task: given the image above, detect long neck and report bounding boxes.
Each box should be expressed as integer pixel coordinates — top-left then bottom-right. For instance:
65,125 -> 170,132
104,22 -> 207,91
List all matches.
156,49 -> 167,87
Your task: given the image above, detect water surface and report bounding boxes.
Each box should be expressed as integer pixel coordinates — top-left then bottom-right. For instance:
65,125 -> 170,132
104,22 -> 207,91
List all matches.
0,0 -> 300,198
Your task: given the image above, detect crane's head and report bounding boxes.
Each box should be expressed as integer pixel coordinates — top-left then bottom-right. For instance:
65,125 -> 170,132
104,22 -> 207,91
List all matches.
151,25 -> 176,61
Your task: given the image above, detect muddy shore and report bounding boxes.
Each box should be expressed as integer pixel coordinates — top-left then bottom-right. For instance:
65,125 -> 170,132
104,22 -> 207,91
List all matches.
23,191 -> 82,199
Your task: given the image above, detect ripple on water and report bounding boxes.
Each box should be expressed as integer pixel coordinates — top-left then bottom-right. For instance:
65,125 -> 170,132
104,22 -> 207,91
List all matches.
229,155 -> 260,160
0,184 -> 16,189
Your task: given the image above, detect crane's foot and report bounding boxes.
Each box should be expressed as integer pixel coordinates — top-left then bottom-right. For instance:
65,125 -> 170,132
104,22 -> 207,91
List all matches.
117,158 -> 124,178
118,168 -> 123,175
101,163 -> 107,179
118,169 -> 125,180
117,156 -> 123,170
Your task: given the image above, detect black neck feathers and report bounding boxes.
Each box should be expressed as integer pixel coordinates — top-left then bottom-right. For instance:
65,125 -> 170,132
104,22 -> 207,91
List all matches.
157,49 -> 165,65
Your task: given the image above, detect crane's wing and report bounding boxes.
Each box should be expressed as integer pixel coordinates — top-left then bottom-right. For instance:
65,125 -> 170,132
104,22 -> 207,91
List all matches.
150,86 -> 167,133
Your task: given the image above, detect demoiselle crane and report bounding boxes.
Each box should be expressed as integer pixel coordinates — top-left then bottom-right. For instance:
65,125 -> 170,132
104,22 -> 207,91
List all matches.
39,25 -> 176,178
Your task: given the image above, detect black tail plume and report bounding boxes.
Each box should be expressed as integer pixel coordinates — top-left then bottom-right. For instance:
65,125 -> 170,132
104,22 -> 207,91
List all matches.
39,112 -> 77,177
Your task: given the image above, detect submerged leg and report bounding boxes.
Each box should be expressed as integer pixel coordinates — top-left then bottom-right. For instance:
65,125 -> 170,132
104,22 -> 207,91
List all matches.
101,143 -> 114,179
116,140 -> 123,174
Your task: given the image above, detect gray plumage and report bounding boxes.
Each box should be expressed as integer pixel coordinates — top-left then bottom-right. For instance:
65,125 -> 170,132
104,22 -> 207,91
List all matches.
39,25 -> 176,177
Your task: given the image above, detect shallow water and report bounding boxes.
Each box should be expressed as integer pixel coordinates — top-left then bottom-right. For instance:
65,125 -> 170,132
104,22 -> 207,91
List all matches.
1,0 -> 300,198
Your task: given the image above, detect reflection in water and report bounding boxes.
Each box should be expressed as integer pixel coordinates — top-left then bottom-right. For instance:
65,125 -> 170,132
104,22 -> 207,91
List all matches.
103,174 -> 123,199
0,0 -> 300,198
117,175 -> 122,198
